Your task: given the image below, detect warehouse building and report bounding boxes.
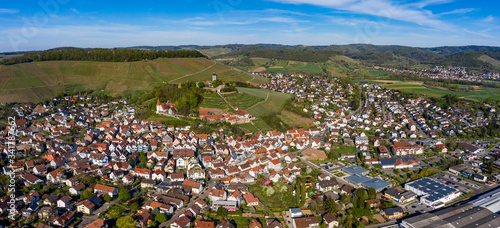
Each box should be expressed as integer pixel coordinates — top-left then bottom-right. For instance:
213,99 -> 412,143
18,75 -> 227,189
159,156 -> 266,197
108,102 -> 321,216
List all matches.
405,177 -> 461,209
401,187 -> 500,228
401,203 -> 500,228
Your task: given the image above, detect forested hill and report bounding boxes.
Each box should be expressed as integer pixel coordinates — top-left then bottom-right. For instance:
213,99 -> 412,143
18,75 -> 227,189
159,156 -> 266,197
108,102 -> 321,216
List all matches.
0,48 -> 207,65
216,48 -> 342,63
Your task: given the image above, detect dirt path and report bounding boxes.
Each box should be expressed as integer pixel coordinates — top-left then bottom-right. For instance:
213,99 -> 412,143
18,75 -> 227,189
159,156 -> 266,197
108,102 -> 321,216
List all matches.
247,91 -> 270,110
168,61 -> 217,83
218,93 -> 235,110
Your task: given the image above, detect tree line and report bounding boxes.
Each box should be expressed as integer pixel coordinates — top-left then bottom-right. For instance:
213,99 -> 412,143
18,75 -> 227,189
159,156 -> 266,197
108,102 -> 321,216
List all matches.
0,48 -> 207,65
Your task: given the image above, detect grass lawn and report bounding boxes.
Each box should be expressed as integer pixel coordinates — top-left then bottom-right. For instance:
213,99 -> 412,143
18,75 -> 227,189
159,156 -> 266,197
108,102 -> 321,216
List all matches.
335,145 -> 357,154
247,183 -> 298,210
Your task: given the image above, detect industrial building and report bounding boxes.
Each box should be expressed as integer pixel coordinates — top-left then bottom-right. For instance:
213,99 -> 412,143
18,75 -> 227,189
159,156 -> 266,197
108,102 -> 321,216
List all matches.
401,187 -> 500,228
405,177 -> 461,208
401,203 -> 500,228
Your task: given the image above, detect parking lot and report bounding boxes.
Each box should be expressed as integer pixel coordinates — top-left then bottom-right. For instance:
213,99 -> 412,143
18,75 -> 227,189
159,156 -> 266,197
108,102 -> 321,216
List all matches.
435,173 -> 479,193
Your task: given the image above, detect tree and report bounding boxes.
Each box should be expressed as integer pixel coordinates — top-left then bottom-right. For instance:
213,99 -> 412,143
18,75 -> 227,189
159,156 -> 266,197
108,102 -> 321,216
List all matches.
119,189 -> 130,201
324,196 -> 339,214
148,221 -> 157,227
117,216 -> 136,228
139,152 -> 147,167
81,189 -> 93,200
131,202 -> 140,211
367,187 -> 376,199
155,213 -> 167,223
216,207 -> 228,217
103,194 -> 112,202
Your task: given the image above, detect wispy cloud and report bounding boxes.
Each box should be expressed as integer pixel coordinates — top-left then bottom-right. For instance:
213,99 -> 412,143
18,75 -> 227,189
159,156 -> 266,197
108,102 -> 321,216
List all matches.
463,28 -> 495,39
0,8 -> 20,14
438,8 -> 474,16
484,15 -> 495,22
409,0 -> 453,8
268,0 -> 452,29
70,8 -> 80,14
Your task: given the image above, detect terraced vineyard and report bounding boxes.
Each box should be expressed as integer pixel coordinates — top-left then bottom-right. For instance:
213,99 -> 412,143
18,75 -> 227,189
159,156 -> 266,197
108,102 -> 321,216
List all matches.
0,57 -> 268,103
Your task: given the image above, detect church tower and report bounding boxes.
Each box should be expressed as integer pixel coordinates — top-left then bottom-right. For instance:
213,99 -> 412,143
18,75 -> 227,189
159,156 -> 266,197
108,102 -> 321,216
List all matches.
212,72 -> 217,81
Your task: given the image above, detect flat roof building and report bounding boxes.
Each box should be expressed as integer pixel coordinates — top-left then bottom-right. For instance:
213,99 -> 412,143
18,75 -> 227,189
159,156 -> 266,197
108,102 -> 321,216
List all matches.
401,202 -> 500,228
342,166 -> 369,176
405,177 -> 461,209
362,178 -> 392,192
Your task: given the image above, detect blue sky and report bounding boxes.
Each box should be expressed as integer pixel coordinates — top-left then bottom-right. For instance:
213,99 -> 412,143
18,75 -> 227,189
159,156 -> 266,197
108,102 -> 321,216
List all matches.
0,0 -> 498,52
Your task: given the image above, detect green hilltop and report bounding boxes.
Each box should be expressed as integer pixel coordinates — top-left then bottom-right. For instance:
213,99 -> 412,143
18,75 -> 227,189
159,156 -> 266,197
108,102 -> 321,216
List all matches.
0,57 -> 268,103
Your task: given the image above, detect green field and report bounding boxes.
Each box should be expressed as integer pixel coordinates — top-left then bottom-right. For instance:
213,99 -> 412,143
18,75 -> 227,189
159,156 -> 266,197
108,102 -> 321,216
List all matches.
224,92 -> 263,110
200,93 -> 229,110
238,122 -> 260,133
292,64 -> 324,74
335,146 -> 357,154
247,91 -> 292,117
382,82 -> 500,101
250,57 -> 270,66
236,87 -> 269,99
367,69 -> 393,77
252,118 -> 272,132
0,57 -> 269,103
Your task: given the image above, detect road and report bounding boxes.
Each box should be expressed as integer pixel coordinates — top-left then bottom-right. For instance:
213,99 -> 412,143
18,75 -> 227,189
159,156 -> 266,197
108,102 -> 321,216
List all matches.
159,180 -> 216,228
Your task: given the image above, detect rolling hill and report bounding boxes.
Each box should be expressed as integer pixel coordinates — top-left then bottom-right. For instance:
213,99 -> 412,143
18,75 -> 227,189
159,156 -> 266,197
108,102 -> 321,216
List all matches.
0,57 -> 268,103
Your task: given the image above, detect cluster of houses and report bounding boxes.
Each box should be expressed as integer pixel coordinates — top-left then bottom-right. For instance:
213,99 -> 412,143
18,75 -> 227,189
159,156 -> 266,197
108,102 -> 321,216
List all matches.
1,94 -> 347,227
381,66 -> 499,82
260,73 -> 355,120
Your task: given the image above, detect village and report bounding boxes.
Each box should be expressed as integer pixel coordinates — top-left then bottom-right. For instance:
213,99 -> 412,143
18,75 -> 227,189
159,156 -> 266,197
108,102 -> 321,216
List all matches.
1,71 -> 500,228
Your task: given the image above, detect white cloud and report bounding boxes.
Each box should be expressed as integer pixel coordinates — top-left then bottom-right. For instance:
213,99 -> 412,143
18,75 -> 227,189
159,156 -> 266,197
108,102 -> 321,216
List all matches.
408,0 -> 453,8
484,15 -> 495,22
268,0 -> 452,29
70,8 -> 80,14
0,8 -> 20,14
463,28 -> 495,39
438,8 -> 474,16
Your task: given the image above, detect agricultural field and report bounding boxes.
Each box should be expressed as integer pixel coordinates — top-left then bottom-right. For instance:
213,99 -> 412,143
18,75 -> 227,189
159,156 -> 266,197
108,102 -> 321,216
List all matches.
246,91 -> 292,117
0,57 -> 268,103
367,69 -> 393,77
382,81 -> 500,101
199,93 -> 229,110
278,110 -> 314,128
238,122 -> 260,133
252,118 -> 272,132
250,57 -> 270,66
236,87 -> 269,99
224,92 -> 263,110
